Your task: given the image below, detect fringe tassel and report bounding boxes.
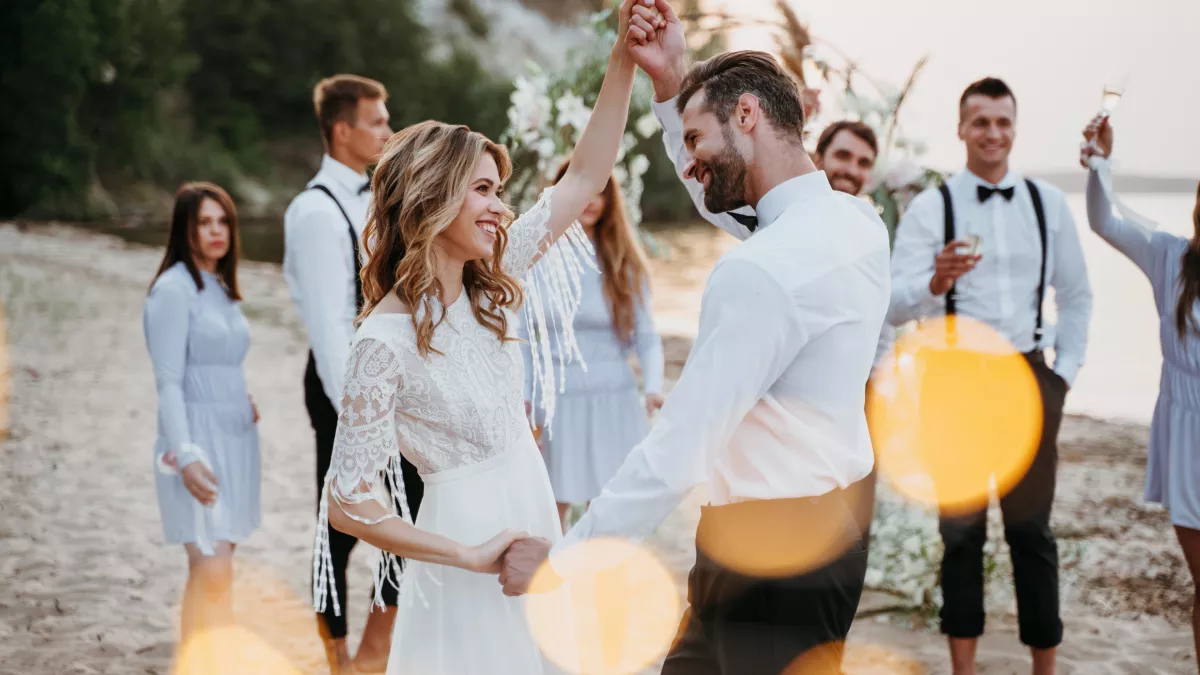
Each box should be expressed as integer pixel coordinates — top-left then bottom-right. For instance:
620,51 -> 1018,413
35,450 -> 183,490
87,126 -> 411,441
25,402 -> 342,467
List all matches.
313,454 -> 414,615
521,221 -> 597,439
312,478 -> 340,616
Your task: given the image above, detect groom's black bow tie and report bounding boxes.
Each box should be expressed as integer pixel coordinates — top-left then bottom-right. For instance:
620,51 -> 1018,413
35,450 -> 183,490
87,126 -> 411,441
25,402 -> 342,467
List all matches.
727,211 -> 758,232
358,181 -> 370,195
977,185 -> 1015,203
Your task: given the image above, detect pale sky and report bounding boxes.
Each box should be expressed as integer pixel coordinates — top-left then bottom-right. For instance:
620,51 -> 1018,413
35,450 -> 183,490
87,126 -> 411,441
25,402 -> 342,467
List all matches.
713,0 -> 1199,177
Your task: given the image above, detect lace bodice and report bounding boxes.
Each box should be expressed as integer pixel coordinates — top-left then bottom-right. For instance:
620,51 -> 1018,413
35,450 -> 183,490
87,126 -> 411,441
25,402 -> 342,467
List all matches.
332,300 -> 532,488
326,188 -> 560,498
314,188 -> 594,615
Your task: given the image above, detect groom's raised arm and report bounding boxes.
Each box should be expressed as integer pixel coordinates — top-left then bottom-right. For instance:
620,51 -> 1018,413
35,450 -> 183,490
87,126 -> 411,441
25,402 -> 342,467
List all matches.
627,0 -> 755,241
549,259 -> 806,575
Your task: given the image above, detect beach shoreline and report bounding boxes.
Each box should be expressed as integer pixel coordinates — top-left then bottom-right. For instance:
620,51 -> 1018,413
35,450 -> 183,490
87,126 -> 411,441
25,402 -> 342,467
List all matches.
1,222 -> 1193,674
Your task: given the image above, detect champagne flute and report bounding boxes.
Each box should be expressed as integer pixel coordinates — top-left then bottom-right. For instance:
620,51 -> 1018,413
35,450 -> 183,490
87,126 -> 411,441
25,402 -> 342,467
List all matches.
1087,70 -> 1129,155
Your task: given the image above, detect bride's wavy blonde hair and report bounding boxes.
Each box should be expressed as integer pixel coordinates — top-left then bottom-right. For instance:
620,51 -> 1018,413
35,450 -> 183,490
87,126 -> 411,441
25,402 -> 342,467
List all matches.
359,120 -> 524,356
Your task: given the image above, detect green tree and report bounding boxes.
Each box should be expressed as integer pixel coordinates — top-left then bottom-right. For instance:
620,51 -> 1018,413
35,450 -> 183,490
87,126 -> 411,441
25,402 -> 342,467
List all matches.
0,0 -> 193,217
0,0 -> 97,216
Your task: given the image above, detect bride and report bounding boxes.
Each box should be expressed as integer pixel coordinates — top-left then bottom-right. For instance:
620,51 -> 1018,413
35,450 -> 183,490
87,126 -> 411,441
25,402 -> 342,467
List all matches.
312,2 -> 661,672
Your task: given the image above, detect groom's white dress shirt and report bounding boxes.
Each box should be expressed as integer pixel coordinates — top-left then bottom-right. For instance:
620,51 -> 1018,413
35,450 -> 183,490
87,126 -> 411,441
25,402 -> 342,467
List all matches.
283,155 -> 371,412
555,98 -> 890,564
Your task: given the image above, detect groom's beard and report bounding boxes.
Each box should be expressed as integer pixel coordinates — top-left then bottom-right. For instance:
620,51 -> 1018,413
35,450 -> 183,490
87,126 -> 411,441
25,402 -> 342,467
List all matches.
701,130 -> 749,215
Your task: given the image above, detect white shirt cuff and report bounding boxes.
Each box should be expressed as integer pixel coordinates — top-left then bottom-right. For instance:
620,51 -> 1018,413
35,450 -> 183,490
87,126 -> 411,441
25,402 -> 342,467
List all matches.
652,97 -> 682,134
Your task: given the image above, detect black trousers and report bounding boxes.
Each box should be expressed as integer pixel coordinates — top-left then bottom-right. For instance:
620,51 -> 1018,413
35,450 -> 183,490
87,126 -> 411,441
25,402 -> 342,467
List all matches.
306,352 -> 424,639
661,484 -> 870,675
938,351 -> 1066,649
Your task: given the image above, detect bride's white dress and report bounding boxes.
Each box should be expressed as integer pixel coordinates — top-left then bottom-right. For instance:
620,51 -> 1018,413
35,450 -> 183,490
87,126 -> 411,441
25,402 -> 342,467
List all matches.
314,189 -> 584,675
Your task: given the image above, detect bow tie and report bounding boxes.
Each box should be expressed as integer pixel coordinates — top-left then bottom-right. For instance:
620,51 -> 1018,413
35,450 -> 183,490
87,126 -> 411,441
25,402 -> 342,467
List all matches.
358,181 -> 370,195
727,211 -> 758,232
977,185 -> 1014,203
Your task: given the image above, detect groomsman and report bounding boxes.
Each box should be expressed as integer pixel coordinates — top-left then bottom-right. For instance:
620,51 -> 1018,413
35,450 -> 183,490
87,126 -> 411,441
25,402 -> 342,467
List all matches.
813,119 -> 878,198
283,74 -> 422,675
888,77 -> 1092,675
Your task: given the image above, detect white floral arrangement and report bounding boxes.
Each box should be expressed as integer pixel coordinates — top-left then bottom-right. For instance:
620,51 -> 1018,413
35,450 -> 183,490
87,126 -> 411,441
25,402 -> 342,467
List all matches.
501,7 -> 661,246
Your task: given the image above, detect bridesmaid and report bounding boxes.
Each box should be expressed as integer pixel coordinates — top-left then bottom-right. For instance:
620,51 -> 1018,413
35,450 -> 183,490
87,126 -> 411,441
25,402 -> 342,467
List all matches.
1082,117 -> 1200,669
521,159 -> 665,531
144,182 -> 260,639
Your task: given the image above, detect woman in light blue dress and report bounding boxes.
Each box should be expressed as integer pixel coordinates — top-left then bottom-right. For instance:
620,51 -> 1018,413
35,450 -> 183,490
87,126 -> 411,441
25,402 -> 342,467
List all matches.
521,160 -> 665,530
1082,118 -> 1200,664
144,182 -> 260,639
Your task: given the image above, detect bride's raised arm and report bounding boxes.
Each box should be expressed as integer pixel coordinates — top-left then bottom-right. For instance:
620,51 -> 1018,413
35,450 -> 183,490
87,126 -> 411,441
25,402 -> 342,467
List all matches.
503,0 -> 649,276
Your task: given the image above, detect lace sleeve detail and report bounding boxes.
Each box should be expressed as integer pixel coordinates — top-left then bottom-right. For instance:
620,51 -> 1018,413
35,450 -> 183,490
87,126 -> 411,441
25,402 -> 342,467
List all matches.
504,187 -> 557,276
313,337 -> 412,615
507,187 -> 598,432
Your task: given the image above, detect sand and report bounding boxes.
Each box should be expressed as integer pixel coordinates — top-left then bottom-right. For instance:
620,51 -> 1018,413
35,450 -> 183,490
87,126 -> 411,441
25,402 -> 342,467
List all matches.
0,222 -> 1194,674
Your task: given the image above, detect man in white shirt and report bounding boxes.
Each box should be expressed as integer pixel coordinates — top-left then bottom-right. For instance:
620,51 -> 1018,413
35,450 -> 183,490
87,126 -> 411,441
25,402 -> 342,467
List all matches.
888,77 -> 1092,675
283,74 -> 422,675
501,6 -> 890,671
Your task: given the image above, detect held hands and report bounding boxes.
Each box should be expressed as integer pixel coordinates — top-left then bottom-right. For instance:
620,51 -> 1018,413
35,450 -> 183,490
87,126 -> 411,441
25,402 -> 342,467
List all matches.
1080,115 -> 1114,167
929,240 -> 982,297
624,0 -> 687,101
499,536 -> 556,596
460,529 -> 529,574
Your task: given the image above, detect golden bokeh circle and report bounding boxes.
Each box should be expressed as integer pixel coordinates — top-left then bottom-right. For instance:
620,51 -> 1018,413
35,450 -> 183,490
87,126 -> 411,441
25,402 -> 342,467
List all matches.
867,316 -> 1043,515
173,626 -> 303,675
170,560 -> 329,674
695,494 -> 866,579
525,538 -> 679,675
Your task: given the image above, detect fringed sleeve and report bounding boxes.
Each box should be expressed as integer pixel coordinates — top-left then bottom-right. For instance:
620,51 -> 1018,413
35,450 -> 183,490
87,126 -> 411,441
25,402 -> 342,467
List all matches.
313,337 -> 413,616
504,187 -> 598,432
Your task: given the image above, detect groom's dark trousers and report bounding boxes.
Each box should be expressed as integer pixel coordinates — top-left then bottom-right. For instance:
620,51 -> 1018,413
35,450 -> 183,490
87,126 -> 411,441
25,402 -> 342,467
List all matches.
661,478 -> 870,675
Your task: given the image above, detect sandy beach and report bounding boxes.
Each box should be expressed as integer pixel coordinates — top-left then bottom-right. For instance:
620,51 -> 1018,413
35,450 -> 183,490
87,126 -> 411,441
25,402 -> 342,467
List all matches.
1,222 -> 1195,674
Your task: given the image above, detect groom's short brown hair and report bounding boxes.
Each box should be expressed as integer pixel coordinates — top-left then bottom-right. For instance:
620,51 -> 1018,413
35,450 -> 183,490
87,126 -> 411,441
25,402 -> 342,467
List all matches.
313,74 -> 388,149
676,51 -> 805,140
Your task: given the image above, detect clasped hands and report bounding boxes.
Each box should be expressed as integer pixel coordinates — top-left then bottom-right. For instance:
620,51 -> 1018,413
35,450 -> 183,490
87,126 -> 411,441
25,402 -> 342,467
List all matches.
494,535 -> 556,597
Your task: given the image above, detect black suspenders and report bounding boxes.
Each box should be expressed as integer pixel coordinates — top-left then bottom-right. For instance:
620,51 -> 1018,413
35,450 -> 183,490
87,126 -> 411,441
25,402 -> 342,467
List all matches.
939,179 -> 1049,344
308,184 -> 364,312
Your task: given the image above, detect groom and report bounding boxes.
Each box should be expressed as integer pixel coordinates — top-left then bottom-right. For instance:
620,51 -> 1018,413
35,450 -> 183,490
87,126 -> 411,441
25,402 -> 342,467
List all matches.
501,3 -> 890,673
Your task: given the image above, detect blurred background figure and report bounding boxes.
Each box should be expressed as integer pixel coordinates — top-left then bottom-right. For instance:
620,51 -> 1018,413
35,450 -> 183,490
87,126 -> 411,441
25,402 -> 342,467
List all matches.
522,158 -> 665,532
812,119 -> 878,198
283,74 -> 421,674
1082,116 -> 1200,672
888,77 -> 1092,675
144,182 -> 261,642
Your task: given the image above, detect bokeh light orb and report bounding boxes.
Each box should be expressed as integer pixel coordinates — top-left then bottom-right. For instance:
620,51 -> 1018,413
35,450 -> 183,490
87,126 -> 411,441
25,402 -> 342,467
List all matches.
695,493 -> 864,579
867,316 -> 1042,515
526,538 -> 679,675
173,626 -> 303,675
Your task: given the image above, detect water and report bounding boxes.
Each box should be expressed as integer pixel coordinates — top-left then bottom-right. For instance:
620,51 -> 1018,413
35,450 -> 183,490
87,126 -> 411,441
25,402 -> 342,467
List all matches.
60,192 -> 1196,425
